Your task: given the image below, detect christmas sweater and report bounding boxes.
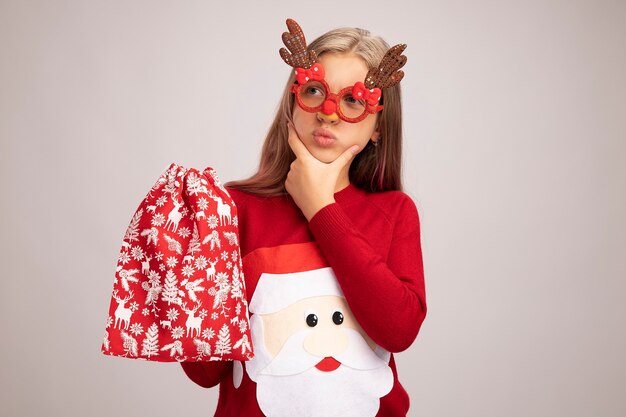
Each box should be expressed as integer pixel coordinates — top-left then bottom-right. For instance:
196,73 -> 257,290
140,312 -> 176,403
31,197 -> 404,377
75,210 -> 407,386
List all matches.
180,181 -> 427,417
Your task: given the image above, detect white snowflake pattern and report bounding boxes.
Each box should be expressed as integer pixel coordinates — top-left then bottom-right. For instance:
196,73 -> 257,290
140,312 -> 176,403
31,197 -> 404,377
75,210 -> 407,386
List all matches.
215,272 -> 229,286
235,303 -> 241,315
198,309 -> 208,319
181,207 -> 189,217
129,323 -> 144,336
129,301 -> 139,312
195,255 -> 207,270
197,197 -> 209,211
231,250 -> 238,262
239,320 -> 248,334
142,308 -> 150,316
207,214 -> 219,229
151,213 -> 165,227
118,252 -> 131,265
202,328 -> 215,340
181,264 -> 195,277
210,169 -> 221,183
166,308 -> 179,321
131,246 -> 145,261
155,252 -> 163,261
156,195 -> 168,207
159,263 -> 165,271
106,316 -> 113,328
177,226 -> 191,239
171,326 -> 185,339
220,251 -> 228,261
226,261 -> 232,270
211,312 -> 218,320
147,270 -> 160,284
232,215 -> 238,227
166,257 -> 178,268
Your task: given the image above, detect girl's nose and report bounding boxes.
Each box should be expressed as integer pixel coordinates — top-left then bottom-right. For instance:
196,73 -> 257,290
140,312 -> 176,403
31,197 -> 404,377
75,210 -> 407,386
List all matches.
317,99 -> 339,124
317,109 -> 339,124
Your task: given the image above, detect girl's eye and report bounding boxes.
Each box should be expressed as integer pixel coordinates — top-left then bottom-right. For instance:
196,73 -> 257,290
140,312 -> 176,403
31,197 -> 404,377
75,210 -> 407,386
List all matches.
305,87 -> 322,95
302,81 -> 324,95
343,95 -> 366,107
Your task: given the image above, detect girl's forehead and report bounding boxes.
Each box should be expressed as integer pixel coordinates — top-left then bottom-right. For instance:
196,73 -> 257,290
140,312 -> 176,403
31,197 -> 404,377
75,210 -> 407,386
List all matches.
317,52 -> 369,90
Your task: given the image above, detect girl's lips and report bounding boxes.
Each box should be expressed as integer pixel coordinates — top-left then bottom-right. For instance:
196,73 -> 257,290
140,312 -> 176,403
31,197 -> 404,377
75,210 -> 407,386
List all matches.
313,128 -> 336,139
313,134 -> 335,147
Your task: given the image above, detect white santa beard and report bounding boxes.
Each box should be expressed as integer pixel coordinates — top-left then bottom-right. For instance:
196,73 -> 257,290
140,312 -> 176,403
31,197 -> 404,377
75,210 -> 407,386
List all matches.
255,364 -> 393,417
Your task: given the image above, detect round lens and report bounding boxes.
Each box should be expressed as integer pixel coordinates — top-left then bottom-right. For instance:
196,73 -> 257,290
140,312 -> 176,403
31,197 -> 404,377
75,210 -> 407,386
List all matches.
339,92 -> 367,119
298,81 -> 326,108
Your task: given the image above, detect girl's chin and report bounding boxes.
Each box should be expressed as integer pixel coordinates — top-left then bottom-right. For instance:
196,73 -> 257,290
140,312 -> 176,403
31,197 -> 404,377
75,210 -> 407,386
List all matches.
308,149 -> 339,164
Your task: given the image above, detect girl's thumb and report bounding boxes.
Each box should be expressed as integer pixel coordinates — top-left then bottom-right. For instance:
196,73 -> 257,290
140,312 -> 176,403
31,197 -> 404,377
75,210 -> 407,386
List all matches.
335,145 -> 360,169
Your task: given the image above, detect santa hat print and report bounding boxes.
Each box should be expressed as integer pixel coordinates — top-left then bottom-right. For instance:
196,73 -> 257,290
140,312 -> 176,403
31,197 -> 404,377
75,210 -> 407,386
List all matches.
102,163 -> 254,362
243,242 -> 343,315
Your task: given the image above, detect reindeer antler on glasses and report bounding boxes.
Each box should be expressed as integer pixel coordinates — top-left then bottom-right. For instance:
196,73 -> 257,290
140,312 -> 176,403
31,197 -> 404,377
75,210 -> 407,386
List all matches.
279,18 -> 318,69
364,43 -> 407,90
279,18 -> 408,91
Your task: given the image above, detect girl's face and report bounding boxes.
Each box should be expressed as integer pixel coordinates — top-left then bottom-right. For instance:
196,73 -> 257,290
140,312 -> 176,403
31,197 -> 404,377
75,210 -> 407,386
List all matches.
291,52 -> 380,166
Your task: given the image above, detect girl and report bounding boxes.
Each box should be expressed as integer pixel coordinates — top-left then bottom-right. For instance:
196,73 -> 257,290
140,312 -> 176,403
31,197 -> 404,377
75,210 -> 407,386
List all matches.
180,18 -> 426,417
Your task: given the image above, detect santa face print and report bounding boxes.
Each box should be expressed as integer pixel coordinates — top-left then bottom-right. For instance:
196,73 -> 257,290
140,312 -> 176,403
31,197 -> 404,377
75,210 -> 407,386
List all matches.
261,295 -> 371,363
291,52 -> 381,166
241,264 -> 393,417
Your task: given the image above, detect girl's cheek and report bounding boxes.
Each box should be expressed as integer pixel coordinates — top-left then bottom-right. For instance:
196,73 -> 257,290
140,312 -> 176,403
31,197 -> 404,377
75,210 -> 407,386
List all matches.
291,106 -> 303,126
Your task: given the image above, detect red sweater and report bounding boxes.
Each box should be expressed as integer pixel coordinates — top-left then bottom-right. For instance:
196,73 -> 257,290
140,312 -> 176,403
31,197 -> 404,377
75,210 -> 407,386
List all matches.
181,181 -> 427,416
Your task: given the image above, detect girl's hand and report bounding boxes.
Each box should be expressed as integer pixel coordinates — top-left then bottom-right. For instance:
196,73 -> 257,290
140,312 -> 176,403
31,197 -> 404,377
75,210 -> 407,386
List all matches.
285,121 -> 359,221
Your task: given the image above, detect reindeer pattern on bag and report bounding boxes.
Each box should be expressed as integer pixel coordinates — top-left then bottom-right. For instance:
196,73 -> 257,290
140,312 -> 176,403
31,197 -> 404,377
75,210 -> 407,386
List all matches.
102,163 -> 253,362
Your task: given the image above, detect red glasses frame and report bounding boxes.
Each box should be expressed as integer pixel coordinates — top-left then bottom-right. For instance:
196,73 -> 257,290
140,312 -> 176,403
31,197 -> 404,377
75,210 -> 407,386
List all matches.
290,64 -> 384,123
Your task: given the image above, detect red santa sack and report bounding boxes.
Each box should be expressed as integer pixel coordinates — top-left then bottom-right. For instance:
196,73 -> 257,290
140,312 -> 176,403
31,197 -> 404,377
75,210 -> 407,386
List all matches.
101,162 -> 254,362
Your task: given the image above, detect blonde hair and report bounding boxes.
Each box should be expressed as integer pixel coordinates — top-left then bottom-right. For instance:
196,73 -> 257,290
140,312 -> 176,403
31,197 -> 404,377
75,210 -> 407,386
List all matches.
224,25 -> 404,195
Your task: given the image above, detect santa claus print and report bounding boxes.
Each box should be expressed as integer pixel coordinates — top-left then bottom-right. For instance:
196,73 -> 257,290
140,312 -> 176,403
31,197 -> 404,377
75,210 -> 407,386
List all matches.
234,242 -> 393,417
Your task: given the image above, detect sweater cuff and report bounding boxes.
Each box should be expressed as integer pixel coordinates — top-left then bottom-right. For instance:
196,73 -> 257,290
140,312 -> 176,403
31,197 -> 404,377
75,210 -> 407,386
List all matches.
308,202 -> 353,241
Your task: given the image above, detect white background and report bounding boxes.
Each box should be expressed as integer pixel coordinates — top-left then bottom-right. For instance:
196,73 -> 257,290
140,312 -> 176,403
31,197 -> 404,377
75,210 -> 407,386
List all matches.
1,0 -> 625,416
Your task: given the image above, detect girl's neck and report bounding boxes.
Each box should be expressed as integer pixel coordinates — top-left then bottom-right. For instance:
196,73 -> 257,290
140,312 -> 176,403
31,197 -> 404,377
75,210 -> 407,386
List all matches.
334,163 -> 352,193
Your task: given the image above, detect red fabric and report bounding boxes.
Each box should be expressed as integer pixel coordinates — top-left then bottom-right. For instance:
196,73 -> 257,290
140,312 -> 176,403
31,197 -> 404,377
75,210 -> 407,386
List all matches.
180,182 -> 427,416
102,163 -> 253,362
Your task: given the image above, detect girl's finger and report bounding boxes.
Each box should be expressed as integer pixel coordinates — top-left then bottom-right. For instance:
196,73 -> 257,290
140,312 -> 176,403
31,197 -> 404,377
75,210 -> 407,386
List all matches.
331,145 -> 360,171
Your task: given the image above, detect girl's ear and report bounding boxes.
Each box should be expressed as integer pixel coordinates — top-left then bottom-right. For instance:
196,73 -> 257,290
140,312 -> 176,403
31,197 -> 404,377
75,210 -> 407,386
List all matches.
371,116 -> 382,142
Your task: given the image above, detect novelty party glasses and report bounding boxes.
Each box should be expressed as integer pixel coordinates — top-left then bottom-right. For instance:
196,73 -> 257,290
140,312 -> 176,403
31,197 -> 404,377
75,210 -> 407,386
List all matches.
280,18 -> 407,124
290,63 -> 383,123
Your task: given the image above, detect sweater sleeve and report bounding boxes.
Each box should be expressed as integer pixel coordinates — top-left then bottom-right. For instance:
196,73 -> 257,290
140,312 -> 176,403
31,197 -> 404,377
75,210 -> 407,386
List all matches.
179,361 -> 232,388
307,194 -> 426,353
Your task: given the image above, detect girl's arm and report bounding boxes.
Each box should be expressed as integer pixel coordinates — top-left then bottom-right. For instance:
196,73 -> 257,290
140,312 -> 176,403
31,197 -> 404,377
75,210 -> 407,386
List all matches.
179,361 -> 232,388
307,194 -> 426,353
